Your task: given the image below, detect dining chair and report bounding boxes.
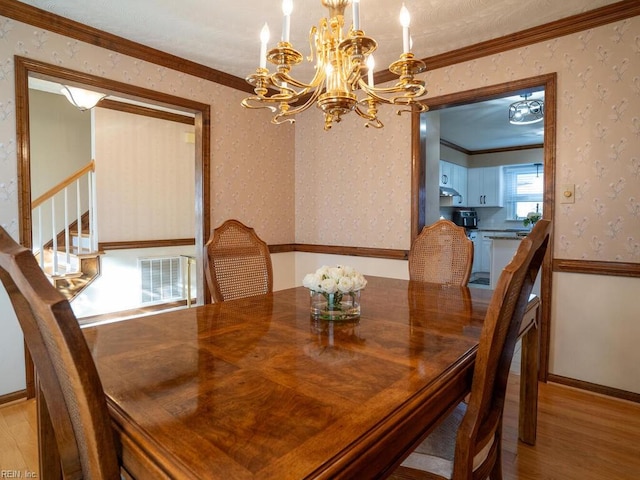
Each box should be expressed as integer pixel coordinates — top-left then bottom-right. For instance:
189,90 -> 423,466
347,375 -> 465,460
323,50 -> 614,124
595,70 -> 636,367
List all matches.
391,219 -> 551,480
409,219 -> 474,285
0,227 -> 121,479
205,219 -> 273,302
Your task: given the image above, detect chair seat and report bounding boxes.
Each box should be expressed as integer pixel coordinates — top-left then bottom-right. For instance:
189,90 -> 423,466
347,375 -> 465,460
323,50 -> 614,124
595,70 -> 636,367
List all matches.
399,403 -> 493,479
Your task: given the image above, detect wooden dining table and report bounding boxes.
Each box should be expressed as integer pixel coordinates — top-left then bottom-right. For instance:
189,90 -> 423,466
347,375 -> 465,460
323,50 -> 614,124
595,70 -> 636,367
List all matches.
45,276 -> 541,479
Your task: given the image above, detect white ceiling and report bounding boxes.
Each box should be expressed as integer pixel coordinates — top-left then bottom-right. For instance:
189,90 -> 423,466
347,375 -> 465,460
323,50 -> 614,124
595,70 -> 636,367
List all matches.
19,0 -> 615,149
437,90 -> 546,151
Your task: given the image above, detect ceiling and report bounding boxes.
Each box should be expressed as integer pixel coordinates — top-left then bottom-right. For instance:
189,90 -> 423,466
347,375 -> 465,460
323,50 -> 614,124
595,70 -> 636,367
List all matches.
19,0 -> 615,149
437,90 -> 546,151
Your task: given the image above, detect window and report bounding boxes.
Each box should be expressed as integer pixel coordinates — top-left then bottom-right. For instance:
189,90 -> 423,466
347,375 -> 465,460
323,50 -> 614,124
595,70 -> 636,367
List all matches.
504,164 -> 543,220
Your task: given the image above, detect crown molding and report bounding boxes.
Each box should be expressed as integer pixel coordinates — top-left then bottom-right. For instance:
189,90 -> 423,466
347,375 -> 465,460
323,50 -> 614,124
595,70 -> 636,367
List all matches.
377,0 -> 640,84
0,0 -> 253,93
2,0 -> 638,93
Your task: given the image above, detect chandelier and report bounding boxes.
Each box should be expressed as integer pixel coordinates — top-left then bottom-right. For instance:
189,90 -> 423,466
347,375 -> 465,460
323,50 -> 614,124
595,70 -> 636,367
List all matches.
241,0 -> 428,130
508,94 -> 544,125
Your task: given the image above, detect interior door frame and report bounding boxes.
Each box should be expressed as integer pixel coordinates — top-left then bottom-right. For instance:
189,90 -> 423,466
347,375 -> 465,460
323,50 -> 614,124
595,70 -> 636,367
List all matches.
411,73 -> 557,380
14,55 -> 211,397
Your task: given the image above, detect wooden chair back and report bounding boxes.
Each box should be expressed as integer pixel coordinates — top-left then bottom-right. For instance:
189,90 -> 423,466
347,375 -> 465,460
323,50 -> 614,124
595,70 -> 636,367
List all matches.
454,219 -> 551,479
0,227 -> 120,479
409,219 -> 474,285
205,219 -> 273,302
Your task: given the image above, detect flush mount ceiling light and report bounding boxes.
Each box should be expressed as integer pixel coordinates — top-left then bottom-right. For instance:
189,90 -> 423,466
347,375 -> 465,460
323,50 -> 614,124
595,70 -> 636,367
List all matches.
242,0 -> 428,130
60,85 -> 107,111
508,93 -> 544,125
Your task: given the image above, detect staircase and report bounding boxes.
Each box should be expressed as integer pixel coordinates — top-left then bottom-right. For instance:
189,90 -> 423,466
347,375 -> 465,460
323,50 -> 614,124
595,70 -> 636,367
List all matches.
32,161 -> 102,301
38,230 -> 102,300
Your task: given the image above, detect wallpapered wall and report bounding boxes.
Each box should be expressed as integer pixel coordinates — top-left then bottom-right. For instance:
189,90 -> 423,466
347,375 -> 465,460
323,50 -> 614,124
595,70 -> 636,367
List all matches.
94,108 -> 196,242
296,16 -> 640,263
0,15 -> 296,245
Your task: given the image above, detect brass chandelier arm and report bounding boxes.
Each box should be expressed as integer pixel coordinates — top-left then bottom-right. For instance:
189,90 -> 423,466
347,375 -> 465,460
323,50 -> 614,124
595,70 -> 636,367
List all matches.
241,96 -> 279,113
273,85 -> 326,125
354,101 -> 384,129
358,78 -> 426,102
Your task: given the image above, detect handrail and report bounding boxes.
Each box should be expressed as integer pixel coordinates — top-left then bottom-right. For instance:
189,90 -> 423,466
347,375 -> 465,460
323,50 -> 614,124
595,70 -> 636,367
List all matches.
32,160 -> 95,208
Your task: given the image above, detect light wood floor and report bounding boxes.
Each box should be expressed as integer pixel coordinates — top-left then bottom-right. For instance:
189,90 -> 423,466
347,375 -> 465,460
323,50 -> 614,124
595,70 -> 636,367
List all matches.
0,394 -> 38,476
1,375 -> 639,479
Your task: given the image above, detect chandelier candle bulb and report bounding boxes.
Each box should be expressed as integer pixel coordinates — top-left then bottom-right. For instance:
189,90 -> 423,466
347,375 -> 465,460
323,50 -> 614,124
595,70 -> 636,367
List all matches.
282,0 -> 293,42
259,23 -> 270,69
352,0 -> 360,30
367,54 -> 375,87
400,4 -> 411,53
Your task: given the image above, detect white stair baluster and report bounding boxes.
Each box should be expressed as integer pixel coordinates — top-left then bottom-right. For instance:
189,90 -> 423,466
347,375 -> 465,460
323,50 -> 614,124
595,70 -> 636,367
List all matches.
64,187 -> 70,269
51,197 -> 58,275
76,178 -> 82,253
37,206 -> 44,270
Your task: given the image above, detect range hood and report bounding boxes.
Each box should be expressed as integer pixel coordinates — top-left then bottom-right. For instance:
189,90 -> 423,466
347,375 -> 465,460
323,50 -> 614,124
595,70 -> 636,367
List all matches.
440,186 -> 461,197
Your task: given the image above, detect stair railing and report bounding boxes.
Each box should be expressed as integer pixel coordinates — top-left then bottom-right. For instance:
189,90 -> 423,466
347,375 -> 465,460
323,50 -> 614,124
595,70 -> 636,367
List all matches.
32,160 -> 97,276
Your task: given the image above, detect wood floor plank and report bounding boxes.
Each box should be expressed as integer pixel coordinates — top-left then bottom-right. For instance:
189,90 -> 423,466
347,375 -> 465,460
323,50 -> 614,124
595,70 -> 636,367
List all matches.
0,399 -> 39,476
502,376 -> 640,480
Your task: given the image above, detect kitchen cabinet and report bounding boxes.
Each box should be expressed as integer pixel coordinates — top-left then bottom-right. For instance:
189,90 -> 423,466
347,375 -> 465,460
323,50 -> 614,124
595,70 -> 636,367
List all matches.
491,237 -> 541,296
467,166 -> 503,207
440,161 -> 467,206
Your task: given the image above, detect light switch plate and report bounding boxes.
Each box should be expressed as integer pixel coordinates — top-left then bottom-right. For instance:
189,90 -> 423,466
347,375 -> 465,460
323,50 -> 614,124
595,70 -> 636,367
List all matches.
561,184 -> 575,203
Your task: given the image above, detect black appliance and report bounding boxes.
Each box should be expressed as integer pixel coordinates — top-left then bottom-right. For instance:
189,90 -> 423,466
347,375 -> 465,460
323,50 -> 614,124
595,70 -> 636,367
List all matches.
452,210 -> 478,229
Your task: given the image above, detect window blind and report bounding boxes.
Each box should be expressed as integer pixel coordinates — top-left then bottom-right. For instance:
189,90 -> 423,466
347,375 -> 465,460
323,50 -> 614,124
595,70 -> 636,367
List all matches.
503,164 -> 544,219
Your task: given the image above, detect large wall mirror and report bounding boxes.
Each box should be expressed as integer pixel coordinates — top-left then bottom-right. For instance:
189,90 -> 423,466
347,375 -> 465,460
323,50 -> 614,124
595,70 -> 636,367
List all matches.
411,73 -> 556,377
14,56 -> 211,311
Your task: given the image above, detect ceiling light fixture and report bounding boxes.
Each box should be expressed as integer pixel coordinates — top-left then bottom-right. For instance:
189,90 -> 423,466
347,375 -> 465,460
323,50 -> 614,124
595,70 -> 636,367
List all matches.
60,85 -> 107,111
508,93 -> 544,125
242,0 -> 428,130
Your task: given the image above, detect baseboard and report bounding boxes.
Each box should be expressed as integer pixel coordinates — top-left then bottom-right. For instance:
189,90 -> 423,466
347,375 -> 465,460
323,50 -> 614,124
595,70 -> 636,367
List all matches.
0,389 -> 27,406
548,373 -> 640,404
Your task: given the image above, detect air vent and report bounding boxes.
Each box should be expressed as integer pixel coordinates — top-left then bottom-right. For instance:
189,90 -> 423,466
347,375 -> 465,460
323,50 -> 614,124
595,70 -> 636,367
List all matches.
139,256 -> 183,304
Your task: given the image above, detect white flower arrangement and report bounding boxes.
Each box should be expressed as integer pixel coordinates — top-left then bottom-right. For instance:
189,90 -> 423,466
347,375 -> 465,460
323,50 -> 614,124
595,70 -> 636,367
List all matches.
304,266 -> 366,320
303,265 -> 367,294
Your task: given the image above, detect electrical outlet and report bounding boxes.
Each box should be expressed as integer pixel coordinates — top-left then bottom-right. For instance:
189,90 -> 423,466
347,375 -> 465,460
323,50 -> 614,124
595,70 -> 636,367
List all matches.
561,184 -> 575,204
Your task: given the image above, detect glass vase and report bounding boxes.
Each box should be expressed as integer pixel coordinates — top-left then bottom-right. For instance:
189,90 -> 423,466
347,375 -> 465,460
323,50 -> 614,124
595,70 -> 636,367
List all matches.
309,290 -> 361,321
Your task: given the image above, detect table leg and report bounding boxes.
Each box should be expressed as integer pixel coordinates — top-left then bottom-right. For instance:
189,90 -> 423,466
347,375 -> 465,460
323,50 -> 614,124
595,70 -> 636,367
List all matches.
518,303 -> 539,445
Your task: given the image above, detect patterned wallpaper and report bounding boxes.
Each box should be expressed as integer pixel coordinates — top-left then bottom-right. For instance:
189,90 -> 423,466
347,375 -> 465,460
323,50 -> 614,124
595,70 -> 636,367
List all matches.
296,16 -> 640,262
0,14 -> 638,261
0,15 -> 296,245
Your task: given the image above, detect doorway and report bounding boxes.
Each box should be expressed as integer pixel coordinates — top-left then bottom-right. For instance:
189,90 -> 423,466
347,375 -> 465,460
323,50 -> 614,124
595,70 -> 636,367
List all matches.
14,56 -> 211,397
411,73 -> 556,379
15,56 -> 210,303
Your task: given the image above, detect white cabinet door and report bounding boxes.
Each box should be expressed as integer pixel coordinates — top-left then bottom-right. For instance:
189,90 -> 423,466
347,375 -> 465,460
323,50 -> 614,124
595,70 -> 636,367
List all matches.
471,236 -> 481,273
482,166 -> 503,206
480,233 -> 492,272
439,161 -> 453,187
451,163 -> 467,206
472,232 -> 492,274
467,166 -> 503,207
440,161 -> 467,205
